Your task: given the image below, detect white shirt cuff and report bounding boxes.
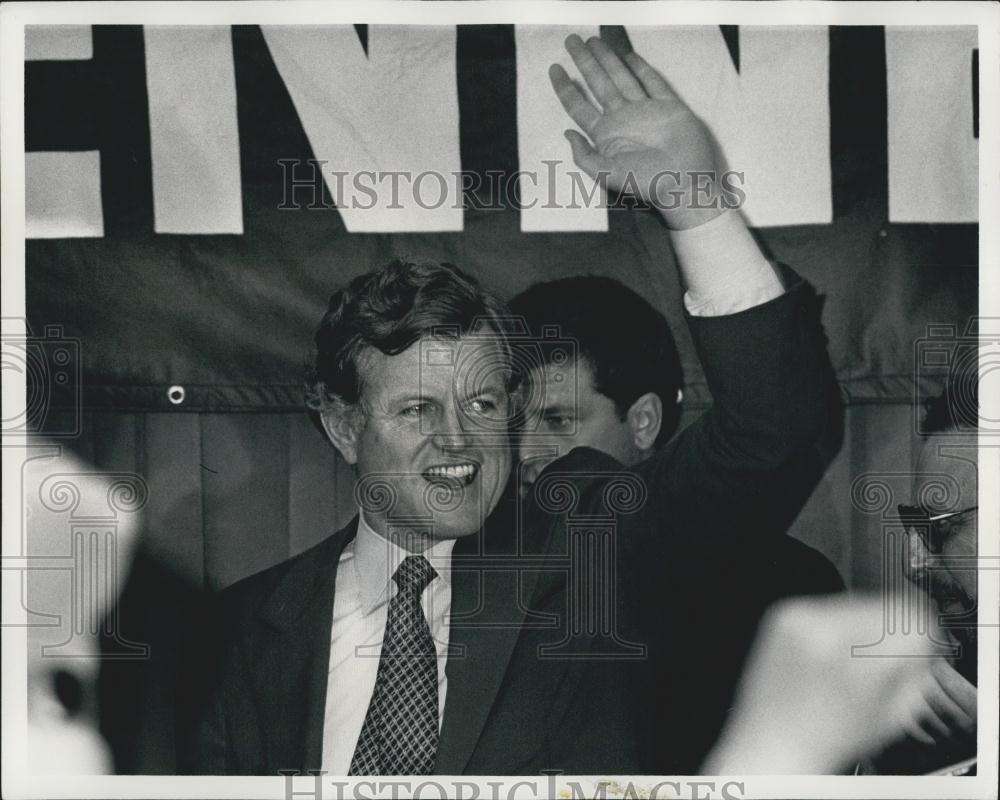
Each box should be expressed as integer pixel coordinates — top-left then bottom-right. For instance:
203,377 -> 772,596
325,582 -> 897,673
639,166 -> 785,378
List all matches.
670,210 -> 785,317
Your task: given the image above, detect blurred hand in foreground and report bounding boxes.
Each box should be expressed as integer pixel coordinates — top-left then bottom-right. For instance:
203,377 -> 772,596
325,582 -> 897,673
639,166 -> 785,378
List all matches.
702,594 -> 965,774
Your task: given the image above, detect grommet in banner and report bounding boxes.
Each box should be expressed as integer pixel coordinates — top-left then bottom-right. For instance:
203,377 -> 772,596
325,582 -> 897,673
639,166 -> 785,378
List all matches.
167,385 -> 186,405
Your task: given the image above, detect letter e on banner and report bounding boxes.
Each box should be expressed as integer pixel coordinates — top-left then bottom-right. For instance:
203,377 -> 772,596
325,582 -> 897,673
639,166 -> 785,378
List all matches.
25,26 -> 104,239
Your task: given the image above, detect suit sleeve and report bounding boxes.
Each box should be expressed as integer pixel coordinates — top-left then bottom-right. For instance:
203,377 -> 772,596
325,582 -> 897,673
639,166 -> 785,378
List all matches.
637,273 -> 838,547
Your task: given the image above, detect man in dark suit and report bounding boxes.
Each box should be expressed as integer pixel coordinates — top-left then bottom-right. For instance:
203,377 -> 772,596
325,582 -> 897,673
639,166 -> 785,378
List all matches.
190,36 -> 834,776
508,275 -> 843,771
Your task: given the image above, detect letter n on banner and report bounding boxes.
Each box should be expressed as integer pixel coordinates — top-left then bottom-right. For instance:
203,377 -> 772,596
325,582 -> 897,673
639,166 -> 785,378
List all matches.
627,26 -> 832,228
886,27 -> 978,223
262,26 -> 462,232
517,25 -> 607,233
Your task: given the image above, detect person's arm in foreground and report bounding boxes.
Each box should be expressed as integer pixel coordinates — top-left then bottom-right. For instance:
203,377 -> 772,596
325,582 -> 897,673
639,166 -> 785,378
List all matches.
702,595 -> 965,774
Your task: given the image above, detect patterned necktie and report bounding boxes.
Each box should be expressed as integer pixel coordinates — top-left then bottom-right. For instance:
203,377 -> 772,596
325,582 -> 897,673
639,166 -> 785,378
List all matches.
349,554 -> 439,775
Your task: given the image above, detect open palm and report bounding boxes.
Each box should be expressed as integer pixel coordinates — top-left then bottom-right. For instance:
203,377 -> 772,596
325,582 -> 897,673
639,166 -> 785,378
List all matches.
550,35 -> 720,229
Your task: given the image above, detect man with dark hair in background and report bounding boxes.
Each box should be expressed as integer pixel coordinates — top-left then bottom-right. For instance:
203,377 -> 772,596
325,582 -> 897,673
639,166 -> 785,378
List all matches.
510,274 -> 844,771
509,276 -> 684,489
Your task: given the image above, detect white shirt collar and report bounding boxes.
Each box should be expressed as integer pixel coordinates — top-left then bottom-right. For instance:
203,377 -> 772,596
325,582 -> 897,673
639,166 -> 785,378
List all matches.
354,511 -> 455,614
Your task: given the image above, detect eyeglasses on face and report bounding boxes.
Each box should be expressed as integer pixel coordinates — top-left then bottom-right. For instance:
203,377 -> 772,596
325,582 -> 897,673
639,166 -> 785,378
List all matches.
897,504 -> 978,553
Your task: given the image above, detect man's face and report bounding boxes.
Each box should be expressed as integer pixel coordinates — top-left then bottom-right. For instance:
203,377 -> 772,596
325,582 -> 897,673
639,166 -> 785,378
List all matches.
517,356 -> 642,489
906,432 -> 978,657
331,336 -> 512,549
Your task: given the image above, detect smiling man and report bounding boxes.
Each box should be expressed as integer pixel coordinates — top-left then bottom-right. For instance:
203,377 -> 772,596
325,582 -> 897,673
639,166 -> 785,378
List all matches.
306,261 -> 525,775
311,261 -> 515,549
192,36 -> 834,776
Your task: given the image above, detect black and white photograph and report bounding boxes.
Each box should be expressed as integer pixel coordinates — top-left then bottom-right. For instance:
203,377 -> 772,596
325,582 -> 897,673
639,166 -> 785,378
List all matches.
1,2 -> 997,799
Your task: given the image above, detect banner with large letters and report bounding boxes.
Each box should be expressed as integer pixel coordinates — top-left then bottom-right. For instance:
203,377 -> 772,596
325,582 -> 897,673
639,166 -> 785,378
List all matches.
24,24 -> 979,413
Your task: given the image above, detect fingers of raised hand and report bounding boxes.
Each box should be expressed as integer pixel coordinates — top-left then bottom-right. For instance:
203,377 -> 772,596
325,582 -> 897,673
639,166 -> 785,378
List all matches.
549,63 -> 602,134
564,34 -> 628,111
586,36 -> 647,102
624,50 -> 678,101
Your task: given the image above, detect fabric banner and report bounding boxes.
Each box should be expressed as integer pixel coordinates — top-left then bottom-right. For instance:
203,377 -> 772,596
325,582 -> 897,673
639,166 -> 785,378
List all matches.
24,24 -> 978,414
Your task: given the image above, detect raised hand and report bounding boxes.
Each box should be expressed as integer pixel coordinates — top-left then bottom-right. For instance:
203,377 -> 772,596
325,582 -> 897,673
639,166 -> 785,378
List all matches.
550,34 -> 722,229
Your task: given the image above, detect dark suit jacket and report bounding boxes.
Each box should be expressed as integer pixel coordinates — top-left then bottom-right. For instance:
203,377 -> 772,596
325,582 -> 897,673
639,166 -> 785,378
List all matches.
189,280 -> 835,776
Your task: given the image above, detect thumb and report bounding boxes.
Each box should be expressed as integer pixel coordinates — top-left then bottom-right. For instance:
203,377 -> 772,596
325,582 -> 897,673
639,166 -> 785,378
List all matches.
564,130 -> 614,184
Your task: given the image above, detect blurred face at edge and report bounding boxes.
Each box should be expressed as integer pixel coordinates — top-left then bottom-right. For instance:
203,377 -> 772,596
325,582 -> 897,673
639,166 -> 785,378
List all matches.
906,431 -> 978,675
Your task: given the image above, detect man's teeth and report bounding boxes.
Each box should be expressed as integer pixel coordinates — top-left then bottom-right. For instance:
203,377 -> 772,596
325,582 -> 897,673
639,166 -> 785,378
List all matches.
425,464 -> 476,479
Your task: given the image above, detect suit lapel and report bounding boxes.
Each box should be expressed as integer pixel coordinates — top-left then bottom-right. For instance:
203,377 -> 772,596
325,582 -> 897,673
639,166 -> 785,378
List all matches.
245,518 -> 358,773
242,499 -> 545,775
435,496 -> 546,774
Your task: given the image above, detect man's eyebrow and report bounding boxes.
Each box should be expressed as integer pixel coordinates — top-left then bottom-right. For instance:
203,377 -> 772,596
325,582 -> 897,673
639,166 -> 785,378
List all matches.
387,393 -> 432,407
465,384 -> 503,396
461,379 -> 508,397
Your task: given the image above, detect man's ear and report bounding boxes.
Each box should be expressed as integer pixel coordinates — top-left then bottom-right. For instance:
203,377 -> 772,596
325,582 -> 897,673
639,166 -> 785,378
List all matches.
627,392 -> 663,453
319,403 -> 362,465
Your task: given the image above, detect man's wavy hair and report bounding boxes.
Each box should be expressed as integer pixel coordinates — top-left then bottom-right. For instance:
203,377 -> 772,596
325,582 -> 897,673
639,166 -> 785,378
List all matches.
509,275 -> 683,448
306,259 -> 516,430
